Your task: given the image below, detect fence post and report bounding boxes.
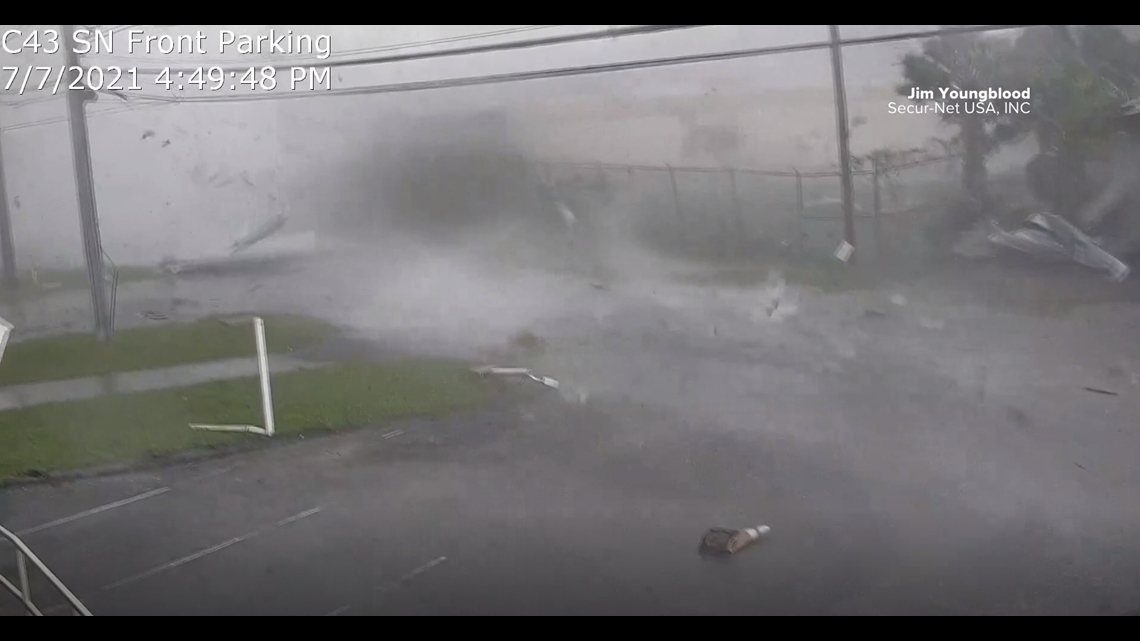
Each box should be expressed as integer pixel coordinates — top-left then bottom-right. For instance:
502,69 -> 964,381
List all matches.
728,168 -> 744,258
667,165 -> 682,243
872,157 -> 882,259
794,168 -> 804,250
667,165 -> 681,218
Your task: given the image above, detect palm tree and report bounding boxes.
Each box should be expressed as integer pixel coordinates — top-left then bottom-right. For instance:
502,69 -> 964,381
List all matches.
1013,25 -> 1140,218
896,29 -> 1022,210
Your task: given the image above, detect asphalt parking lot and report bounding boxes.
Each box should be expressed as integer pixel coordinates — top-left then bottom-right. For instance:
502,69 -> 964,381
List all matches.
5,254 -> 1140,615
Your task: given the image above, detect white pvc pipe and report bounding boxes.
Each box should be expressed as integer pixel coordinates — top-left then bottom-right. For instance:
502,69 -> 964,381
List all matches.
0,525 -> 93,616
253,317 -> 275,437
0,316 -> 13,364
189,316 -> 274,437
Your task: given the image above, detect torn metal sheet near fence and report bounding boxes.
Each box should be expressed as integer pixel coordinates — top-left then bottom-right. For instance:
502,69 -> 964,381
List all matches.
957,213 -> 1130,282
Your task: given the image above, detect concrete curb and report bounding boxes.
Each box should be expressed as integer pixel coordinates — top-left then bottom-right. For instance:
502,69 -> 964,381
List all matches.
0,431 -> 330,490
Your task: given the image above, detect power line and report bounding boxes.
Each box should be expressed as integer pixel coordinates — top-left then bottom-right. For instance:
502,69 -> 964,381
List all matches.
91,25 -> 562,67
129,25 -> 705,75
117,24 -> 1042,106
4,24 -> 1047,129
0,102 -> 168,133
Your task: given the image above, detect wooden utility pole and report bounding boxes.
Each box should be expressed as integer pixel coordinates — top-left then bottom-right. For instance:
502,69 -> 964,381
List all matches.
62,25 -> 112,340
828,25 -> 857,257
0,119 -> 18,290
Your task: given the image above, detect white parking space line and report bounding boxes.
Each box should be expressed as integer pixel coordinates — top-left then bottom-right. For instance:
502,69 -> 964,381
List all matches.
41,507 -> 322,614
97,508 -> 322,593
9,462 -> 251,542
327,556 -> 449,616
14,487 -> 172,537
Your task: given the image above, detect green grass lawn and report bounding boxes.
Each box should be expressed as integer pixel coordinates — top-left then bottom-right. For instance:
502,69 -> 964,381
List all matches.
0,266 -> 158,305
0,315 -> 333,387
0,360 -> 494,480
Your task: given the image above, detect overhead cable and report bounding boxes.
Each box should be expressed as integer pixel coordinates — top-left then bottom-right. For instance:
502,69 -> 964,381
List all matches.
118,24 -> 1042,106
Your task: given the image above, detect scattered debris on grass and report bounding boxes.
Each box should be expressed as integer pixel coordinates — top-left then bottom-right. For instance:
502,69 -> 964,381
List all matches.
698,525 -> 771,557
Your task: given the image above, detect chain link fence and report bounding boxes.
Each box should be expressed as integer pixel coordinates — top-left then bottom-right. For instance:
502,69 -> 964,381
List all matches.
538,153 -> 961,262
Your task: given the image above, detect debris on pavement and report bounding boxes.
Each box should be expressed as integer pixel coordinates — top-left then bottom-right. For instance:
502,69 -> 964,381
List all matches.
834,240 -> 855,263
139,311 -> 169,321
472,365 -> 560,389
554,200 -> 577,228
954,213 -> 1130,282
472,365 -> 588,403
1083,386 -> 1119,396
698,525 -> 771,557
758,271 -> 797,323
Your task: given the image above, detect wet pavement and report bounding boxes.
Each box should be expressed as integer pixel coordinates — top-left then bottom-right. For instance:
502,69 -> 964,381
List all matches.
2,379 -> 1139,616
4,251 -> 1140,615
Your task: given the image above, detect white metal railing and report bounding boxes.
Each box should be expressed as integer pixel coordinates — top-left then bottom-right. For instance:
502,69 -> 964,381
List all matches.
0,524 -> 92,616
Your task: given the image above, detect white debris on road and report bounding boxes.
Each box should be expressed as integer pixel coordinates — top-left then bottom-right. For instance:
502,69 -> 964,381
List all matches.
471,365 -> 587,403
835,241 -> 855,263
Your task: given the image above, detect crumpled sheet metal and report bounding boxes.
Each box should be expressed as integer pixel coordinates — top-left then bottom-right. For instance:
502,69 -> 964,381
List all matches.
980,213 -> 1130,282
